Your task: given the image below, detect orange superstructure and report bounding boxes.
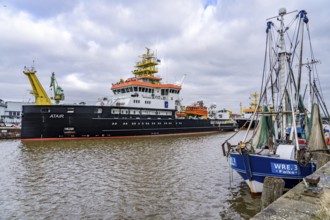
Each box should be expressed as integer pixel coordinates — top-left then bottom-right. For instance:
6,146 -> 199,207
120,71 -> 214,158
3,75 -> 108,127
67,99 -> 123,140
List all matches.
185,101 -> 208,118
241,92 -> 261,116
111,80 -> 181,90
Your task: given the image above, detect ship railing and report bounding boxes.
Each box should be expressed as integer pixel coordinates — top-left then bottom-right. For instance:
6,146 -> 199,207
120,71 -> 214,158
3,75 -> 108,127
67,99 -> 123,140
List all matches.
135,58 -> 158,66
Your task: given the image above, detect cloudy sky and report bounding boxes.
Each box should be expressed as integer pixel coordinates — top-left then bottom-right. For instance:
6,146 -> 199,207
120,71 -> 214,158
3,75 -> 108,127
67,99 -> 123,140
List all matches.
0,0 -> 329,113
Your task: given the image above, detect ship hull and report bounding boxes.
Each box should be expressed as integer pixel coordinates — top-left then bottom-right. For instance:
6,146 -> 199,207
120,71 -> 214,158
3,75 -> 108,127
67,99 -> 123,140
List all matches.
235,118 -> 258,128
230,152 -> 316,193
21,105 -> 237,140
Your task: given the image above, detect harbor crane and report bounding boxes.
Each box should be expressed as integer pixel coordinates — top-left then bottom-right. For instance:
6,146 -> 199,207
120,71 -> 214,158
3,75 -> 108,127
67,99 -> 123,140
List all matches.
50,72 -> 65,104
23,67 -> 64,105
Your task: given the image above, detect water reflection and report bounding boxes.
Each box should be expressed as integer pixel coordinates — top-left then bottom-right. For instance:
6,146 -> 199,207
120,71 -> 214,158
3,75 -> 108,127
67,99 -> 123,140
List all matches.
0,133 -> 260,219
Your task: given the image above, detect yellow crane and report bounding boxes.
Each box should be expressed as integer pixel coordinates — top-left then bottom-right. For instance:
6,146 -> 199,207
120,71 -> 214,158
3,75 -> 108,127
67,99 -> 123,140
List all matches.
23,66 -> 52,105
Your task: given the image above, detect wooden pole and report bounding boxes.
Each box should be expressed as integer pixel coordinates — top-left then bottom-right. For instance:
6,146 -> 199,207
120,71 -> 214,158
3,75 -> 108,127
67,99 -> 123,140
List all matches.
261,177 -> 285,209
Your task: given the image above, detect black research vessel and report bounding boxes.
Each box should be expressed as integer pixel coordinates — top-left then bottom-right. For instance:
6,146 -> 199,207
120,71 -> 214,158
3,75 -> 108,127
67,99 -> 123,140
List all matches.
21,49 -> 237,140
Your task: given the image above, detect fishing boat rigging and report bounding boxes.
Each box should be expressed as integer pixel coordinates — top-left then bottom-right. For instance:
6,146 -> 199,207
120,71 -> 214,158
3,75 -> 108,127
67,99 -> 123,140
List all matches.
222,8 -> 329,193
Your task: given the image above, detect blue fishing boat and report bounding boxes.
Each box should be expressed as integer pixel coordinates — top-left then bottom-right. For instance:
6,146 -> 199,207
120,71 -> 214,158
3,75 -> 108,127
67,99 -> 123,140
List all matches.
222,8 -> 329,193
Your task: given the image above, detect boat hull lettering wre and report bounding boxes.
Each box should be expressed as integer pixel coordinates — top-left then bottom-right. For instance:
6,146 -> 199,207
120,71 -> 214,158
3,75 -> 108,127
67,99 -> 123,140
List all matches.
223,8 -> 330,194
21,49 -> 237,140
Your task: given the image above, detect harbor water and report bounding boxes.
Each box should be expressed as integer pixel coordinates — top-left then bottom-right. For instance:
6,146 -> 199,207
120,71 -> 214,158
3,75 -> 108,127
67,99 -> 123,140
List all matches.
0,132 -> 261,219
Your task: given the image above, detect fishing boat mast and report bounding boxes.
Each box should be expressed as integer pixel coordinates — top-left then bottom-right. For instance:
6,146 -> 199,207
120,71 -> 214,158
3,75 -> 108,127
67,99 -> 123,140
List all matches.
277,8 -> 290,142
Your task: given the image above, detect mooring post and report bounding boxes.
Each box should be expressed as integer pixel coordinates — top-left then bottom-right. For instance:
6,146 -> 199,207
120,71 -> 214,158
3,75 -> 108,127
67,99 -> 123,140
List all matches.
261,177 -> 285,209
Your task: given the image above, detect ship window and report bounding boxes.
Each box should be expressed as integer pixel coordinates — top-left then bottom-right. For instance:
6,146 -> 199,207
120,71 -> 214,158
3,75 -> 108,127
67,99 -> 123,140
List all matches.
64,127 -> 75,131
67,108 -> 74,113
129,87 -> 133,92
94,108 -> 102,114
121,88 -> 125,93
139,87 -> 142,91
134,87 -> 138,91
40,108 -> 50,113
111,108 -> 120,114
161,89 -> 169,96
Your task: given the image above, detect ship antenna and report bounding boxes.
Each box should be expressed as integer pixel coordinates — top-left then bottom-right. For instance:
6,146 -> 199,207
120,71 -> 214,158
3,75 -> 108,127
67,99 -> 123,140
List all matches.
177,74 -> 186,86
266,8 -> 298,21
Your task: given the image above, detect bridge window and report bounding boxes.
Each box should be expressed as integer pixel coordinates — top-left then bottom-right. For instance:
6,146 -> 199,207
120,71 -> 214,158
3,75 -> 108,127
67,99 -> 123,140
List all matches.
161,89 -> 169,96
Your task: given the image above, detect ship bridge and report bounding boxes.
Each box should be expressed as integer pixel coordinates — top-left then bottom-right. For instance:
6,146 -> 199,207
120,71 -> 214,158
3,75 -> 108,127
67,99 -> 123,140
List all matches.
109,48 -> 182,110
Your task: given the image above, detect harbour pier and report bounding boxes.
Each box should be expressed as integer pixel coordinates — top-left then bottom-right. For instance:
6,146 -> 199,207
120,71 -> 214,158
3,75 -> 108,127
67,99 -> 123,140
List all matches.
0,127 -> 21,139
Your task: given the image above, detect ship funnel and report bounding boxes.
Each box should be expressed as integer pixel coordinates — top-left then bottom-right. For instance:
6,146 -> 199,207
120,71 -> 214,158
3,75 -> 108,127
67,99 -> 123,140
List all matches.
279,8 -> 286,16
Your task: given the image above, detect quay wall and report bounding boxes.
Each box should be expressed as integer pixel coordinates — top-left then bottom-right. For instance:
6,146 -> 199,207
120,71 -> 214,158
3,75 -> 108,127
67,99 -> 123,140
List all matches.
252,160 -> 330,220
0,127 -> 21,139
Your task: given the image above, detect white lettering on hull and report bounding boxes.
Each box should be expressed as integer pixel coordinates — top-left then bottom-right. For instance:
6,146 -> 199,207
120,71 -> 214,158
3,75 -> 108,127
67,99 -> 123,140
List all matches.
49,114 -> 65,119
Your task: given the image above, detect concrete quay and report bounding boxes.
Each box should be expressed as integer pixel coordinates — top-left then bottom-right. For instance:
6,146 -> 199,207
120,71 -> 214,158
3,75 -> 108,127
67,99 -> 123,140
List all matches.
252,160 -> 330,220
0,127 -> 21,139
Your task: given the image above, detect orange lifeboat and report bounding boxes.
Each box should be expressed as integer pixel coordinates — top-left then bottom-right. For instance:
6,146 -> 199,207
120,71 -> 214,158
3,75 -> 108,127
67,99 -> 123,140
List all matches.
185,101 -> 208,117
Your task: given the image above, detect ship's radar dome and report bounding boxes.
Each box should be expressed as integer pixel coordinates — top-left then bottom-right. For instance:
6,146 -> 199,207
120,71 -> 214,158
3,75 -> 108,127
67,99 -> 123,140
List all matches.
279,8 -> 286,16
